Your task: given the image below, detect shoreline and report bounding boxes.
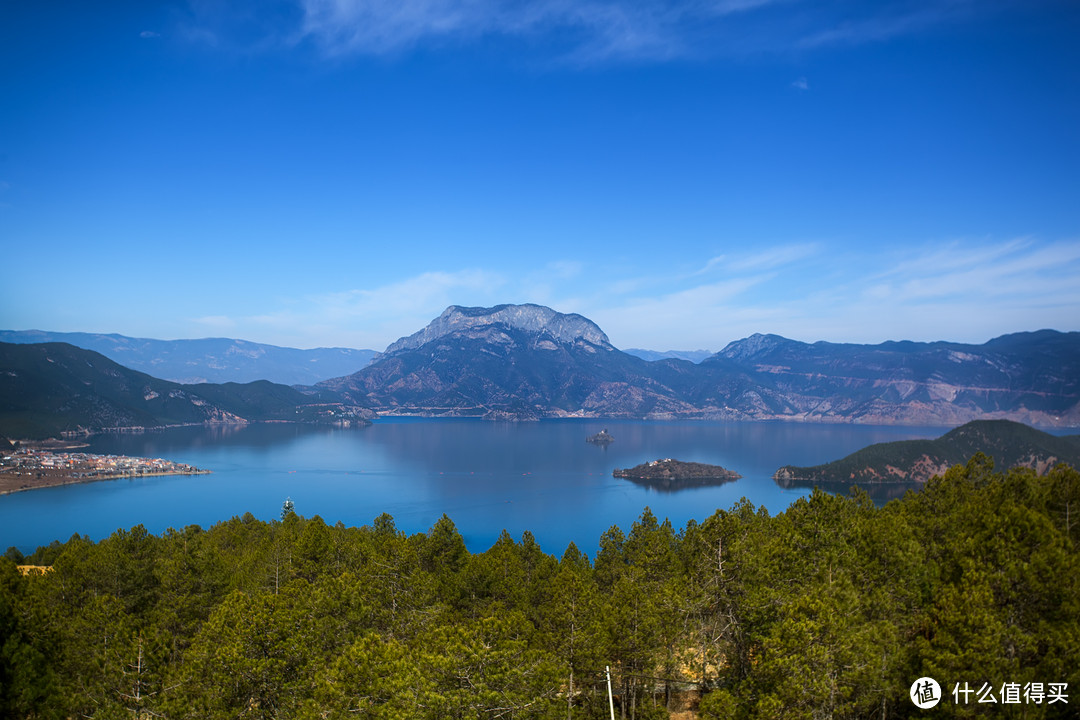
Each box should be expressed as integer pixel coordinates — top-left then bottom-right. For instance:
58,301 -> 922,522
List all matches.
0,468 -> 212,496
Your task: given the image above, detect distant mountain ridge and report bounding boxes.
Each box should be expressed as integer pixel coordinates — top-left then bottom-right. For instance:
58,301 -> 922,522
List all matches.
320,305 -> 1080,426
624,349 -> 713,364
0,342 -> 373,439
6,306 -> 1079,434
706,329 -> 1080,425
0,330 -> 376,386
774,420 -> 1080,485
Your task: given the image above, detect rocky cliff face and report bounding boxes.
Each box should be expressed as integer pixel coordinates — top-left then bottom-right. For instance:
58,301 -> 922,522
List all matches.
322,304 -> 692,419
382,304 -> 612,356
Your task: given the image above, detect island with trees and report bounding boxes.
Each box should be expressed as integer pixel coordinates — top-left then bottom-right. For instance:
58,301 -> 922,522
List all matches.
586,429 -> 615,445
613,458 -> 741,490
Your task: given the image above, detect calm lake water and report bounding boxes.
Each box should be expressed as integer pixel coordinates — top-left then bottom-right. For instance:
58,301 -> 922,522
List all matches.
1,419 -> 949,557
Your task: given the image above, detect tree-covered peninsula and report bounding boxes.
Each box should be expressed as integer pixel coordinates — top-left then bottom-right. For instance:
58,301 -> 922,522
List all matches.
2,456 -> 1078,719
774,419 -> 1080,486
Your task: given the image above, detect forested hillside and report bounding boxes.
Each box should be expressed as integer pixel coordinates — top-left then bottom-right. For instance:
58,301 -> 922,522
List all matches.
0,342 -> 372,439
2,457 -> 1078,719
774,419 -> 1080,486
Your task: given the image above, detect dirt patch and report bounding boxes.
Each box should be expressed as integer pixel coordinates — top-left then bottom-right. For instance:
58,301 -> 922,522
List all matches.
16,565 -> 52,576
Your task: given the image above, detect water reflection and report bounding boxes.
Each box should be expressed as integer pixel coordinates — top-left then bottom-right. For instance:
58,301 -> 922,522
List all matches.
86,422 -> 355,456
772,475 -> 924,504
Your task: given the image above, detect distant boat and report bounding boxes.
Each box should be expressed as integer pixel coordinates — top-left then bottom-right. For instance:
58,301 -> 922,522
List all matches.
586,429 -> 615,445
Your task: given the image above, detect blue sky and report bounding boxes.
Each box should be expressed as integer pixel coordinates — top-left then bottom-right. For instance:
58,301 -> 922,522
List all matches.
1,0 -> 1078,352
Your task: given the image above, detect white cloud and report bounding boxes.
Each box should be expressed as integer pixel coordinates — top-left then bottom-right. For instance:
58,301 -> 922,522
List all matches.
514,261 -> 586,307
791,76 -> 808,91
191,315 -> 237,331
870,238 -> 1080,302
576,237 -> 1080,350
582,273 -> 776,350
139,30 -> 161,38
182,238 -> 1080,352
177,0 -> 1002,66
691,255 -> 726,276
757,238 -> 1080,345
545,260 -> 584,279
797,1 -> 977,49
189,269 -> 507,349
292,0 -> 785,61
724,243 -> 820,272
307,269 -> 506,345
685,245 -> 816,280
318,269 -> 501,315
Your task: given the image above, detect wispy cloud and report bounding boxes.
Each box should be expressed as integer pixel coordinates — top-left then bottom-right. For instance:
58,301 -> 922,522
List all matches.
791,76 -> 808,91
318,269 -> 503,316
580,237 -> 1080,350
724,243 -> 820,272
867,238 -> 1080,302
139,30 -> 161,39
293,0 -> 727,61
797,0 -> 977,49
516,261 -> 587,306
691,255 -> 726,276
748,237 -> 1080,346
686,244 -> 817,279
179,0 -> 1000,65
191,315 -> 237,331
589,275 -> 777,351
182,238 -> 1079,352
545,260 -> 584,280
197,269 -> 507,349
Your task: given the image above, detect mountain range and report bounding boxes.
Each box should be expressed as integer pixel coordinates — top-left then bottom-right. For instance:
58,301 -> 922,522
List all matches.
0,330 -> 376,386
621,349 -> 713,363
3,304 -> 1078,437
320,304 -> 1080,426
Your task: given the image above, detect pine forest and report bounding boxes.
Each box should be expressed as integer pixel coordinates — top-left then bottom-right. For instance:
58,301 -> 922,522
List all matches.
2,455 -> 1078,719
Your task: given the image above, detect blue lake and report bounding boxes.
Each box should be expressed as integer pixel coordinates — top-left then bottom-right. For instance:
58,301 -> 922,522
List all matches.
0,419 -> 949,557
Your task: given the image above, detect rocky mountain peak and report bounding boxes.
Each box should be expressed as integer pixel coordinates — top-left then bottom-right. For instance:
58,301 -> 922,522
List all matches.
383,304 -> 612,355
716,333 -> 797,361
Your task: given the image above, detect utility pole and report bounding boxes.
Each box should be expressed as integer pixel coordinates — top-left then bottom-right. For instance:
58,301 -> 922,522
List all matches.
606,666 -> 616,720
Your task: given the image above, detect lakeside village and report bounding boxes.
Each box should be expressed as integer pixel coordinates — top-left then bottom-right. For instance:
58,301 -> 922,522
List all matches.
0,448 -> 209,495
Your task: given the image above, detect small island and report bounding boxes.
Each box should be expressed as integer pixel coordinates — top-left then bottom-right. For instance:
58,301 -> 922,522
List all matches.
613,458 -> 741,491
586,429 -> 615,445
